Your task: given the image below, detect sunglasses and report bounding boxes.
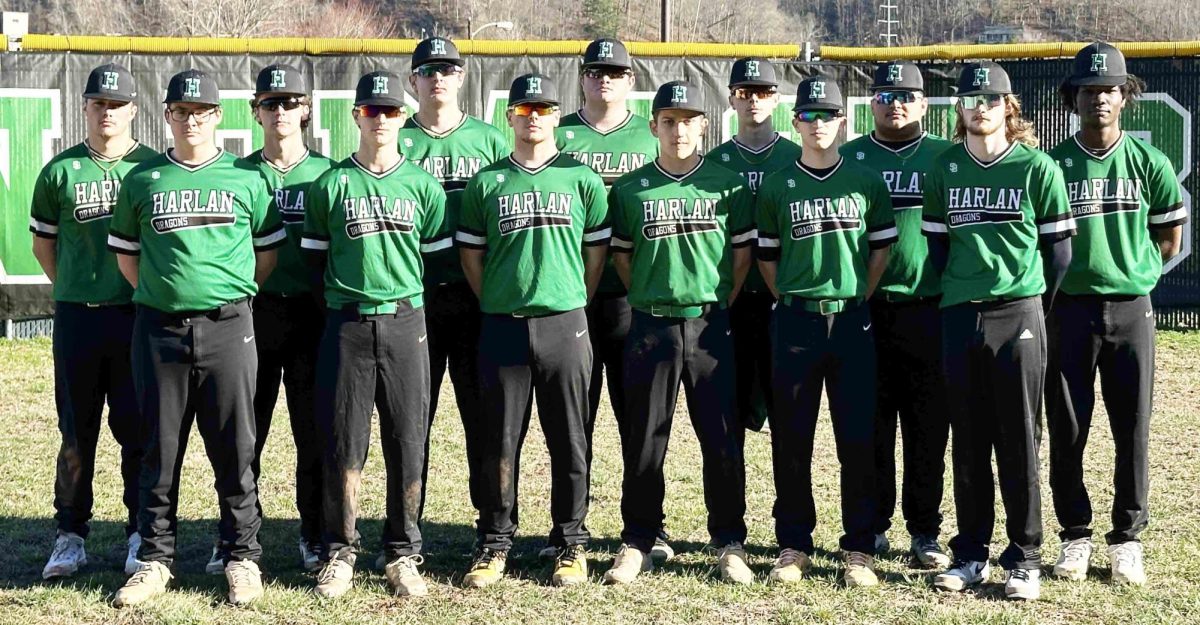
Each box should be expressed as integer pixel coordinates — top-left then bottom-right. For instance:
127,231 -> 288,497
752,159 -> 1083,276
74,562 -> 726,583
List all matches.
509,103 -> 559,117
958,94 -> 1004,110
733,86 -> 777,101
583,68 -> 631,80
794,110 -> 843,123
255,97 -> 303,112
413,63 -> 463,78
873,90 -> 922,105
356,105 -> 405,118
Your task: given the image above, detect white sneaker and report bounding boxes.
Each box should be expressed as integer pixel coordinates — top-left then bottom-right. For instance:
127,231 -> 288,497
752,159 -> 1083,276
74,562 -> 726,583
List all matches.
114,561 -> 172,607
1052,537 -> 1093,581
650,537 -> 675,562
225,559 -> 264,605
315,557 -> 355,599
843,551 -> 879,587
1004,568 -> 1041,601
1108,541 -> 1146,586
934,559 -> 990,592
603,544 -> 652,585
384,554 -> 428,597
124,533 -> 143,575
205,546 -> 224,575
767,548 -> 811,584
717,544 -> 753,585
42,532 -> 87,579
299,539 -> 322,572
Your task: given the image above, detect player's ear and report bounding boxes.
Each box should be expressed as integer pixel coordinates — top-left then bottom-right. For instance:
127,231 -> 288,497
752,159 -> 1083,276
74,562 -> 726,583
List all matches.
129,103 -> 139,120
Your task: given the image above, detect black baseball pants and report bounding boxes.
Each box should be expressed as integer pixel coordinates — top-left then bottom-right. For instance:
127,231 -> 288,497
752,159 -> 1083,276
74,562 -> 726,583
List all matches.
770,300 -> 877,556
584,292 -> 632,466
132,299 -> 262,565
943,297 -> 1044,570
619,306 -> 746,553
731,290 -> 775,432
52,302 -> 142,539
476,308 -> 592,552
869,298 -> 949,539
251,292 -> 324,546
1046,293 -> 1154,545
316,302 -> 430,562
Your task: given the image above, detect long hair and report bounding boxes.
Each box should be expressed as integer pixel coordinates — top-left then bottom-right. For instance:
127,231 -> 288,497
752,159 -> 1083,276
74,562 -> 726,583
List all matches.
953,94 -> 1038,147
1057,74 -> 1146,114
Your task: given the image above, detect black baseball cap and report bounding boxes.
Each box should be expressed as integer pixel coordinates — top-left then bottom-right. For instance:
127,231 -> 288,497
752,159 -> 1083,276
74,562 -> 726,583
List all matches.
1070,41 -> 1128,87
509,73 -> 559,106
163,69 -> 220,106
871,61 -> 924,91
729,57 -> 777,88
412,37 -> 464,69
83,63 -> 137,103
255,64 -> 307,97
956,61 -> 1012,96
793,76 -> 844,112
652,80 -> 705,114
354,70 -> 405,107
582,38 -> 632,70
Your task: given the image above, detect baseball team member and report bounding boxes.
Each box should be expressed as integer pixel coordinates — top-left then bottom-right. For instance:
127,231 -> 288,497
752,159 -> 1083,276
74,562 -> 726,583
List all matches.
457,74 -> 608,588
708,57 -> 802,434
109,69 -> 285,607
840,61 -> 953,567
302,71 -> 449,598
1046,42 -> 1186,585
757,76 -> 896,588
555,37 -> 666,560
31,63 -> 154,580
400,37 -> 509,525
238,63 -> 335,573
603,81 -> 754,586
923,62 -> 1075,601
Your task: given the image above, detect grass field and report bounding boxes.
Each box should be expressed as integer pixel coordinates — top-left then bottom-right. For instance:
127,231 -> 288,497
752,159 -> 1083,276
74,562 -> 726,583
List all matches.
0,332 -> 1198,624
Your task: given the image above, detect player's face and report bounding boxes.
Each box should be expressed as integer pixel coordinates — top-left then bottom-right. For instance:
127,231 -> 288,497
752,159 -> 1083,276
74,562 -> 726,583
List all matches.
507,104 -> 560,145
870,90 -> 927,132
409,63 -> 464,105
83,97 -> 137,139
1076,84 -> 1126,130
253,96 -> 309,140
353,105 -> 407,147
580,67 -> 634,105
958,95 -> 1006,137
165,103 -> 221,147
729,86 -> 779,126
650,109 -> 707,160
791,110 -> 844,151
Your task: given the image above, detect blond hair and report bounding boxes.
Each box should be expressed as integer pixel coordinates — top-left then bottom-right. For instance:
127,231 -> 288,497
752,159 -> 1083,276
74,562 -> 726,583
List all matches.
953,94 -> 1038,148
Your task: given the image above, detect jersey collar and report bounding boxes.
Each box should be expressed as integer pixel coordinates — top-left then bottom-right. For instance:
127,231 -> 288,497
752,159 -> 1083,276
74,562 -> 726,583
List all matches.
732,133 -> 781,155
576,110 -> 634,136
868,131 -> 926,155
507,152 -> 560,175
653,156 -> 705,182
410,112 -> 469,139
963,140 -> 1018,170
166,148 -> 224,172
794,157 -> 843,181
1072,131 -> 1125,161
261,149 -> 311,175
84,140 -> 142,162
351,153 -> 406,179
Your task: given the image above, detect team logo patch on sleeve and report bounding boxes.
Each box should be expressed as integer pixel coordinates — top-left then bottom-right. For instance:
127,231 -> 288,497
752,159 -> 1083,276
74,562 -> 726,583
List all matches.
343,195 -> 418,238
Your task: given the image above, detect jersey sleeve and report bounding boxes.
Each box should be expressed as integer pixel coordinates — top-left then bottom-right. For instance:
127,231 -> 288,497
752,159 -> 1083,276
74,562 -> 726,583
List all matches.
300,176 -> 332,254
920,165 -> 948,240
866,175 -> 899,249
29,164 -> 61,239
455,175 -> 489,251
249,174 -> 287,251
1146,151 -> 1187,229
580,170 -> 610,247
1032,157 -> 1076,242
608,183 -> 633,255
107,172 -> 142,255
755,180 -> 781,262
419,178 -> 452,254
728,181 -> 756,249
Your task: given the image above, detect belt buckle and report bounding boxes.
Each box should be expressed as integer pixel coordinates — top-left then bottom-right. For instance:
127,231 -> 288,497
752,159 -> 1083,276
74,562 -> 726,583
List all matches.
819,299 -> 839,315
86,302 -> 101,308
649,305 -> 665,318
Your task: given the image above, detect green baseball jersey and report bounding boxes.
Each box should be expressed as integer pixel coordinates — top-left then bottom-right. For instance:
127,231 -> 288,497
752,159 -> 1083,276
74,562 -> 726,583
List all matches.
1049,133 -> 1187,296
609,158 -> 755,310
108,150 -> 285,313
244,149 -> 335,295
840,132 -> 953,299
400,114 -> 509,285
921,142 -> 1076,308
557,111 -> 658,295
457,153 -> 609,316
301,155 -> 449,310
709,133 -> 804,293
29,141 -> 157,304
756,159 -> 898,299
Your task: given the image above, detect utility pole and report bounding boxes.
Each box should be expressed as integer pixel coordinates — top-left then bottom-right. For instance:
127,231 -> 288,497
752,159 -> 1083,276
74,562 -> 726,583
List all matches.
661,0 -> 671,42
878,0 -> 899,47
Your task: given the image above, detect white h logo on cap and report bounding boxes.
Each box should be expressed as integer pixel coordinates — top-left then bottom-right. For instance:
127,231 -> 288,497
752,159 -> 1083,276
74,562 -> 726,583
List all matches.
887,64 -> 902,83
527,76 -> 542,94
598,41 -> 614,59
973,68 -> 991,86
270,69 -> 286,89
809,81 -> 826,99
372,76 -> 389,94
1091,53 -> 1108,72
101,71 -> 119,90
183,77 -> 201,97
431,39 -> 448,55
671,84 -> 687,103
745,60 -> 760,78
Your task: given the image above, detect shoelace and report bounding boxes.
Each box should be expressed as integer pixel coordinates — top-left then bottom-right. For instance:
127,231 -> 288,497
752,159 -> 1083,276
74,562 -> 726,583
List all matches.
51,538 -> 82,562
846,552 -> 872,568
1009,568 -> 1031,582
1112,546 -> 1140,569
472,549 -> 505,570
947,559 -> 977,575
227,562 -> 258,586
392,554 -> 425,575
316,560 -> 348,583
127,565 -> 161,585
775,548 -> 803,567
557,546 -> 583,566
1062,541 -> 1090,560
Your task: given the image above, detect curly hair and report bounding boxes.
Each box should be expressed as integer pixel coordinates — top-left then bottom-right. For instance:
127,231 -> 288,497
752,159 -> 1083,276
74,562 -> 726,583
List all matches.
953,94 -> 1038,148
1057,74 -> 1146,114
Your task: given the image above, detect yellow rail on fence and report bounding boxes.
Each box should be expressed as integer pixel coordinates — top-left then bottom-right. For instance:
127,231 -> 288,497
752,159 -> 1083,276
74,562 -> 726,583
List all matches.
14,35 -> 1200,60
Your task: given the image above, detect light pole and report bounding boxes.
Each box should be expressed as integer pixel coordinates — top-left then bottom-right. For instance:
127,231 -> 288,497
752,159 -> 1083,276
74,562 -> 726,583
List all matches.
468,20 -> 515,39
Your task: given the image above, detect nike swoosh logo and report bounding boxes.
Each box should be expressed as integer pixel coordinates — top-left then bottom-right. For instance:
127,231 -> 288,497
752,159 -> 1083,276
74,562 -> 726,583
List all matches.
576,329 -> 588,338
418,334 -> 427,343
243,336 -> 255,343
1145,310 -> 1153,318
862,323 -> 871,331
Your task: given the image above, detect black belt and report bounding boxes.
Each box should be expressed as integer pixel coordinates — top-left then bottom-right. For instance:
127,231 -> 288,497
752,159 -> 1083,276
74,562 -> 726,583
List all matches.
139,297 -> 250,322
